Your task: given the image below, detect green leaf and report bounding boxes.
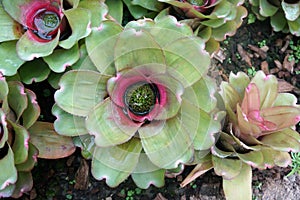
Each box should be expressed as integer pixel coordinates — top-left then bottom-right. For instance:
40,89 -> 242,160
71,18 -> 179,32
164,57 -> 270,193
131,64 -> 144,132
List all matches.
11,172 -> 32,198
0,41 -> 25,76
0,145 -> 17,191
259,0 -> 279,17
182,76 -> 217,113
9,121 -> 29,164
123,0 -> 150,19
260,128 -> 300,152
16,31 -> 60,61
223,163 -> 252,200
78,0 -> 108,27
18,59 -> 51,84
273,93 -> 298,106
250,71 -> 278,109
28,121 -> 76,159
105,0 -> 123,24
92,138 -> 142,187
205,38 -> 220,54
15,143 -> 38,172
131,0 -> 165,12
86,98 -> 141,147
282,1 -> 300,21
0,4 -> 22,42
0,183 -> 15,198
59,8 -> 91,49
0,76 -> 9,102
70,43 -> 98,72
211,21 -> 237,41
151,16 -> 194,47
132,154 -> 165,189
22,89 -> 40,129
164,37 -> 210,87
7,81 -> 28,122
287,17 -> 300,36
52,104 -> 88,137
85,21 -> 123,76
228,71 -> 250,99
212,156 -> 242,179
114,28 -> 166,72
139,116 -> 193,169
43,44 -> 80,73
180,100 -> 222,150
55,70 -> 109,116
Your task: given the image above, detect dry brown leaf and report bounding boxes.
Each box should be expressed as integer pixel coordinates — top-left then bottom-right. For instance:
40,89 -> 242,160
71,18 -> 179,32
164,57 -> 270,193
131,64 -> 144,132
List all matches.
274,60 -> 282,70
74,159 -> 90,190
283,54 -> 295,72
237,44 -> 252,67
260,61 -> 269,74
154,193 -> 168,200
213,48 -> 226,63
277,79 -> 295,93
248,44 -> 267,59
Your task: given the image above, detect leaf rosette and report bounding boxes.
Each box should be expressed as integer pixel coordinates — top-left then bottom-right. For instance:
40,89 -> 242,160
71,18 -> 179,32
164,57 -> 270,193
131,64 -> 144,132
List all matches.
249,0 -> 300,36
0,74 -> 40,198
0,0 -> 108,81
182,71 -> 300,199
157,0 -> 248,53
53,16 -> 224,188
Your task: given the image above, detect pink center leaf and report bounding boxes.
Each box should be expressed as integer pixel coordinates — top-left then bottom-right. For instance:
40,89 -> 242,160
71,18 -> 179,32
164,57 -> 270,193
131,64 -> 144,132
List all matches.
21,0 -> 64,42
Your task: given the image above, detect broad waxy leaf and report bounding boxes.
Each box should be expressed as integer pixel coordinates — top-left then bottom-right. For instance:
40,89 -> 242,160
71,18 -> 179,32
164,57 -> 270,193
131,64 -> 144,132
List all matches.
52,104 -> 88,137
114,28 -> 166,72
18,59 -> 51,84
55,70 -> 109,116
43,44 -> 80,73
282,1 -> 300,21
21,89 -> 40,129
139,116 -> 194,169
11,172 -> 32,198
0,41 -> 25,76
105,0 -> 123,23
59,8 -> 91,49
164,37 -> 210,87
92,138 -> 142,187
223,163 -> 252,200
0,4 -> 22,42
28,122 -> 76,159
7,82 -> 28,123
16,30 -> 60,61
0,145 -> 17,191
9,122 -> 30,164
132,154 -> 165,189
86,21 -> 123,76
86,99 -> 141,147
15,143 -> 38,172
78,0 -> 108,27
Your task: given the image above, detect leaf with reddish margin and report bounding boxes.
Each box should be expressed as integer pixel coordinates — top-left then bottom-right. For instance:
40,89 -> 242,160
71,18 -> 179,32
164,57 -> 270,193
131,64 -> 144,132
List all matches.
28,121 -> 76,159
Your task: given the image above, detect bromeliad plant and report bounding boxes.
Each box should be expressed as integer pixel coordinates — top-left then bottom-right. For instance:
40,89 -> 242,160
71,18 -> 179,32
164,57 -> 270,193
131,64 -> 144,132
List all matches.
182,71 -> 300,200
0,74 -> 39,198
249,0 -> 300,36
53,16 -> 224,188
157,0 -> 247,53
0,0 -> 108,82
0,74 -> 75,198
